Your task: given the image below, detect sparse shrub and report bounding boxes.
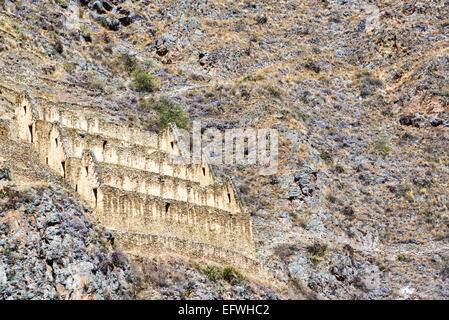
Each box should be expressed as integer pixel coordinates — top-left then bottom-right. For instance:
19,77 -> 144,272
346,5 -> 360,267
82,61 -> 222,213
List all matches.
423,210 -> 433,218
63,63 -> 75,73
354,71 -> 383,87
401,132 -> 414,140
381,108 -> 393,117
197,265 -> 244,284
150,97 -> 189,130
373,137 -> 392,156
289,211 -> 306,227
222,266 -> 244,284
397,184 -> 414,201
265,85 -> 281,98
0,187 -> 30,209
396,254 -> 407,262
203,265 -> 221,282
100,18 -> 108,28
42,65 -> 55,75
300,91 -> 312,104
99,259 -> 113,275
53,0 -> 68,6
306,243 -> 327,257
171,271 -> 186,284
294,110 -> 307,122
233,18 -> 248,32
308,255 -> 319,265
108,52 -> 146,76
242,74 -> 265,82
326,194 -> 337,203
6,270 -> 15,281
441,85 -> 449,96
320,151 -> 333,165
412,177 -> 431,188
318,74 -> 329,84
120,53 -> 139,74
131,71 -> 160,92
365,76 -> 383,88
422,209 -> 435,223
238,182 -> 250,195
354,70 -> 383,98
99,239 -> 110,252
86,72 -> 105,90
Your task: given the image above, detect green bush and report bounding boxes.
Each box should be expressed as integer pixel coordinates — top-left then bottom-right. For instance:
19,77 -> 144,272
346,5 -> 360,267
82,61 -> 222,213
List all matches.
199,265 -> 244,284
242,74 -> 265,82
308,255 -> 319,265
306,243 -> 327,257
373,137 -> 392,156
320,151 -> 333,165
326,194 -> 337,203
151,97 -> 189,130
222,266 -> 244,284
203,266 -> 221,282
131,71 -> 160,93
100,18 -> 108,28
396,254 -> 407,262
63,63 -> 75,73
120,53 -> 139,74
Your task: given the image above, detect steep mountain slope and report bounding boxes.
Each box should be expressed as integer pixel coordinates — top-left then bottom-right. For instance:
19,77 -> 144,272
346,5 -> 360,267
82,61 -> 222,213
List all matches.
0,0 -> 448,299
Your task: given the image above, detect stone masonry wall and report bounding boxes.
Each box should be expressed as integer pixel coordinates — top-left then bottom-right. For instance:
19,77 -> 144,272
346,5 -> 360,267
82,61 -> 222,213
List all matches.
7,90 -> 257,266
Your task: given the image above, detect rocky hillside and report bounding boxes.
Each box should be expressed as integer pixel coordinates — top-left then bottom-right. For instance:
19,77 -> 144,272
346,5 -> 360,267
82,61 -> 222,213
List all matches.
0,183 -> 137,300
0,135 -> 137,299
0,0 -> 448,299
0,184 -> 279,300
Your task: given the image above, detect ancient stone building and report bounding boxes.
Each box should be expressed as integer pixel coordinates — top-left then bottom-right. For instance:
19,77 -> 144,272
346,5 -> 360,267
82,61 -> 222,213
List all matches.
1,88 -> 257,270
